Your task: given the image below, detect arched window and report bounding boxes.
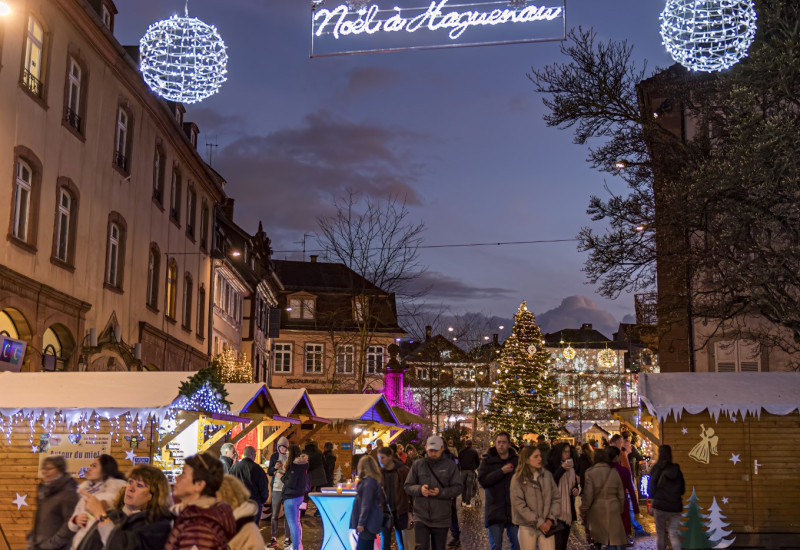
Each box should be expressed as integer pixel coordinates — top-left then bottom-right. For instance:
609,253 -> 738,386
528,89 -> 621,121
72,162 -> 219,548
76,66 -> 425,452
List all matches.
146,244 -> 160,308
12,160 -> 32,241
22,14 -> 45,97
165,260 -> 178,319
170,167 -> 182,223
197,285 -> 206,336
152,145 -> 165,204
182,274 -> 193,328
114,106 -> 131,172
106,223 -> 120,285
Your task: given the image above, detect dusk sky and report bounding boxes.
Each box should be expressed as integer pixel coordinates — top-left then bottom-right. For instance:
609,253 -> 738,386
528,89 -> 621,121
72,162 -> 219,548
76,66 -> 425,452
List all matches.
116,0 -> 673,338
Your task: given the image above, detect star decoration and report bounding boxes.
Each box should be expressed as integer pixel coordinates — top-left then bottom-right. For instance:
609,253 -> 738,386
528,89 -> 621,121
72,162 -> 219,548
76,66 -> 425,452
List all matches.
729,453 -> 741,465
125,449 -> 138,463
31,445 -> 39,453
722,497 -> 729,504
332,443 -> 338,451
13,493 -> 28,510
681,427 -> 688,435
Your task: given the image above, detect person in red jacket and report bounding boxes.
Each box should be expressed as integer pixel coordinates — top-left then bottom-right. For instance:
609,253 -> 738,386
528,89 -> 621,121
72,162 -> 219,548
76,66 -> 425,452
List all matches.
607,446 -> 640,541
164,453 -> 236,550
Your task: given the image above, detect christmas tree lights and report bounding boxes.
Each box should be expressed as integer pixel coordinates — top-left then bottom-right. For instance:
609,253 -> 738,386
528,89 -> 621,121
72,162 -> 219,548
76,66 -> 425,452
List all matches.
211,348 -> 254,383
482,302 -> 563,443
660,0 -> 757,73
139,6 -> 228,104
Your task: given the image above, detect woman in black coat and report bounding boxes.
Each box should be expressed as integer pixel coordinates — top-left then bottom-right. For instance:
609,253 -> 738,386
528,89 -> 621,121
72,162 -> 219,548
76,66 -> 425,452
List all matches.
647,445 -> 685,550
77,466 -> 172,550
547,443 -> 580,550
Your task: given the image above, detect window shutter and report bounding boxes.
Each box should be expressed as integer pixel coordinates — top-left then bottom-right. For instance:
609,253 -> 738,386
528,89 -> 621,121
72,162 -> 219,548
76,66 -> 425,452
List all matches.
268,308 -> 281,338
738,340 -> 761,372
714,340 -> 736,372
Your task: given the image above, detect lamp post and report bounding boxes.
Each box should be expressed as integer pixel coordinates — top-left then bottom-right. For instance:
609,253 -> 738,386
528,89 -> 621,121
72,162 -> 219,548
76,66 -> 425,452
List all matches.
0,2 -> 11,16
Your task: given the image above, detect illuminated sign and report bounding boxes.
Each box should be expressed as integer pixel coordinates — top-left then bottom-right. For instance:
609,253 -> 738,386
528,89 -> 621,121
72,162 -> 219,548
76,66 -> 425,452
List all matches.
0,336 -> 27,371
311,0 -> 566,57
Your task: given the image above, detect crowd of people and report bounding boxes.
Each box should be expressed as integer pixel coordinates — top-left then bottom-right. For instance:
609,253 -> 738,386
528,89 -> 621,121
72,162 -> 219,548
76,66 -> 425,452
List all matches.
25,431 -> 684,550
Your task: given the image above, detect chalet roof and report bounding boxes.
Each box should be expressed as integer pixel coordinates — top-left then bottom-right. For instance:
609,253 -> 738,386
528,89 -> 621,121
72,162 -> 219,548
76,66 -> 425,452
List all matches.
224,383 -> 275,416
309,394 -> 401,426
269,388 -> 316,418
273,260 -> 383,293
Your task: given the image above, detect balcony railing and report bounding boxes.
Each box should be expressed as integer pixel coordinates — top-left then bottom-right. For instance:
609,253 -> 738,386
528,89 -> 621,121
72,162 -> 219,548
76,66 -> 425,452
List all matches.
113,150 -> 128,172
64,107 -> 82,132
22,69 -> 44,98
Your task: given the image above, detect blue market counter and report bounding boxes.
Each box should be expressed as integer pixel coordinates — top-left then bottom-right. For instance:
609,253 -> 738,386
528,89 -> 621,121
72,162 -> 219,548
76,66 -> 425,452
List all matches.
309,491 -> 358,550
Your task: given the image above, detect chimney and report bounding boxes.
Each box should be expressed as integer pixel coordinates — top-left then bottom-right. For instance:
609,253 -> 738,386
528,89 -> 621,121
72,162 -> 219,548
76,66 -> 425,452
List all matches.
309,255 -> 318,263
425,325 -> 432,341
493,333 -> 499,346
581,323 -> 593,330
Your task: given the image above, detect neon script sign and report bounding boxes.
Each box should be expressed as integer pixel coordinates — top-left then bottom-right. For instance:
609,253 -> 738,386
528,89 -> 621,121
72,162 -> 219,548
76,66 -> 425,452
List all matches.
311,0 -> 566,57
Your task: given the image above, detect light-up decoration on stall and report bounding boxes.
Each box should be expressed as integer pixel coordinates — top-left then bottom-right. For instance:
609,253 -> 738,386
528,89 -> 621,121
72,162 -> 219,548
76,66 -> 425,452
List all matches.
659,0 -> 757,73
139,5 -> 228,103
311,0 -> 566,57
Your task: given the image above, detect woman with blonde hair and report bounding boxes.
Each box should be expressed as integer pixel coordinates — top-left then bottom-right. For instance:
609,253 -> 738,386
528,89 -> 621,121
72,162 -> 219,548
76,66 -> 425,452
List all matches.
510,446 -> 560,550
350,456 -> 384,550
217,475 -> 263,550
78,465 -> 172,550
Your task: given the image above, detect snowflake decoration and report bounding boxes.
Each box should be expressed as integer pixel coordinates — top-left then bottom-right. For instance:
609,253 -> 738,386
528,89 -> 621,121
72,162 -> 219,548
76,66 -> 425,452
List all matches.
660,0 -> 757,73
139,10 -> 228,104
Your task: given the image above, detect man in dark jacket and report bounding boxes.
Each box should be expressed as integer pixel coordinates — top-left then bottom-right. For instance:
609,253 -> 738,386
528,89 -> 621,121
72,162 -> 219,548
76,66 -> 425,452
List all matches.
219,443 -> 235,474
322,442 -> 337,486
378,447 -> 411,550
404,435 -> 463,550
230,446 -> 269,523
457,440 -> 480,507
477,432 -> 519,550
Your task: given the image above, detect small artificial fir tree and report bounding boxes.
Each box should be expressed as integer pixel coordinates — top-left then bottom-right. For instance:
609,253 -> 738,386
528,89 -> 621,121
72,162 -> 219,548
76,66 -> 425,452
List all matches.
483,301 -> 562,443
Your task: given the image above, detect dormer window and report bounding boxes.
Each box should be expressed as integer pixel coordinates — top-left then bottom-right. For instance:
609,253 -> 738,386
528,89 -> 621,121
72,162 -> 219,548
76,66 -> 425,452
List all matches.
353,295 -> 369,323
99,0 -> 116,32
288,296 -> 315,320
101,5 -> 111,28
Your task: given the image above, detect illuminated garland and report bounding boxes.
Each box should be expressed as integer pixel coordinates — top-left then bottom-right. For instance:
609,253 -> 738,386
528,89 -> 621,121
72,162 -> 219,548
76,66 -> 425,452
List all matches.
659,0 -> 757,73
139,8 -> 228,104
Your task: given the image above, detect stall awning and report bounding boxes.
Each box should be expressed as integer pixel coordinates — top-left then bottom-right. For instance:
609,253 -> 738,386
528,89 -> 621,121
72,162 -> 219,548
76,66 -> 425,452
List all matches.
310,394 -> 401,426
225,383 -> 275,416
269,388 -> 317,418
638,372 -> 800,422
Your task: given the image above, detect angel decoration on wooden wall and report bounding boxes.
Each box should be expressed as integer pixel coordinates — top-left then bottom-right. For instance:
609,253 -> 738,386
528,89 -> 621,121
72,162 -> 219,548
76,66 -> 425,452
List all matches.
688,424 -> 719,464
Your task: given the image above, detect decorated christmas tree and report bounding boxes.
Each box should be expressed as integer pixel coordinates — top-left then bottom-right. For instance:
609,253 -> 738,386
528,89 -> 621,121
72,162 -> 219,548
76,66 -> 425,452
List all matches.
704,497 -> 735,549
682,487 -> 712,549
210,347 -> 254,383
482,301 -> 562,443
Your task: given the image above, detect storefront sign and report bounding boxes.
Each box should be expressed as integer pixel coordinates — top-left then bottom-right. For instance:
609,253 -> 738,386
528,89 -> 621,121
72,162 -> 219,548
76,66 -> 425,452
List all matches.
311,0 -> 566,56
0,336 -> 26,371
37,433 -> 112,477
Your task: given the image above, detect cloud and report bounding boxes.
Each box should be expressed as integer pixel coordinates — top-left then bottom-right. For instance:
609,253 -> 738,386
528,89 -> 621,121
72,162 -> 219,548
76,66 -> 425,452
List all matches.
343,67 -> 403,95
185,107 -> 245,138
622,314 -> 636,324
213,110 -> 427,233
537,295 -> 620,338
406,271 -> 515,300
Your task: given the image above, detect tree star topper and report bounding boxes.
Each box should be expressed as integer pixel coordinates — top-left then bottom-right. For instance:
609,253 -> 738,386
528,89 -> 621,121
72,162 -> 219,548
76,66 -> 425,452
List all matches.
139,4 -> 228,104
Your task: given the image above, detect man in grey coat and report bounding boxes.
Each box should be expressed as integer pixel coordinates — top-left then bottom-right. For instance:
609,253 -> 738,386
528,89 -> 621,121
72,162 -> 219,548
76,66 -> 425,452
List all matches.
404,435 -> 463,550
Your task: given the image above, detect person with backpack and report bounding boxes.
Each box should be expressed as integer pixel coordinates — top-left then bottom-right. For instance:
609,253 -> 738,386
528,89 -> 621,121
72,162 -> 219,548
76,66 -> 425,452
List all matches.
647,445 -> 685,550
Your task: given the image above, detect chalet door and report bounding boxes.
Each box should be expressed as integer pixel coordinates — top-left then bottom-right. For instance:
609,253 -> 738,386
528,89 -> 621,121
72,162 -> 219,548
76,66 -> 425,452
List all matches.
747,412 -> 800,533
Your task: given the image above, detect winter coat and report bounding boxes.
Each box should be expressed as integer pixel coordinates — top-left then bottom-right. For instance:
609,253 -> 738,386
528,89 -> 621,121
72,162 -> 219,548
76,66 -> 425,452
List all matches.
281,460 -> 309,500
611,462 -> 639,535
69,478 -> 127,550
75,508 -> 172,550
477,447 -> 519,527
230,458 -> 269,520
220,456 -> 234,474
547,461 -> 579,523
404,456 -> 462,528
579,463 -> 627,546
27,474 -> 80,550
349,477 -> 384,535
458,447 -> 480,471
305,444 -> 327,488
228,500 -> 263,550
510,469 -> 560,529
163,497 -> 236,550
576,454 -> 593,485
648,463 -> 685,514
323,451 -> 337,486
381,460 -> 411,516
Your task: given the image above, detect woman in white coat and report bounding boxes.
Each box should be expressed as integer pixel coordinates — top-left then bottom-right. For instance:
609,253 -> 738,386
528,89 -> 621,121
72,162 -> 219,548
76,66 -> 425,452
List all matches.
510,446 -> 561,550
69,455 -> 127,549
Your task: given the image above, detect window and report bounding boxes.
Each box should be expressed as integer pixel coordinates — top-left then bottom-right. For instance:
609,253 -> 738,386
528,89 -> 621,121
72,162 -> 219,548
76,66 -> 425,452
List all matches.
715,340 -> 761,372
354,295 -> 368,322
214,273 -> 243,324
336,345 -> 354,374
64,58 -> 82,132
146,245 -> 160,308
288,297 -> 315,320
366,346 -> 385,374
274,344 -> 292,373
54,188 -> 71,262
183,274 -> 193,328
197,286 -> 206,336
105,214 -> 127,289
152,146 -> 165,204
23,15 -> 45,97
12,160 -> 32,241
101,4 -> 112,29
165,260 -> 177,319
114,107 -> 129,172
170,168 -> 181,223
186,185 -> 196,238
200,201 -> 209,249
305,344 -> 323,374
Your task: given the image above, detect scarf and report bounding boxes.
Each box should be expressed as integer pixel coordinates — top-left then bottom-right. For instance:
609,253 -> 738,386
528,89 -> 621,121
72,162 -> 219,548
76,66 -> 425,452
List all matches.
558,467 -> 576,523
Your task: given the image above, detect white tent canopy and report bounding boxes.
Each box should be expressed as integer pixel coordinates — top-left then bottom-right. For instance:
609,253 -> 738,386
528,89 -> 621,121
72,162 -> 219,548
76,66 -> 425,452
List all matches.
225,383 -> 274,415
309,393 -> 402,426
269,388 -> 315,418
638,372 -> 800,422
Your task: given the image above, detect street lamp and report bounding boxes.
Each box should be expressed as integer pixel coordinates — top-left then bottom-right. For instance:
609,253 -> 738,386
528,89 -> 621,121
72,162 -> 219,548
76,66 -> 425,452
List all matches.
0,2 -> 11,16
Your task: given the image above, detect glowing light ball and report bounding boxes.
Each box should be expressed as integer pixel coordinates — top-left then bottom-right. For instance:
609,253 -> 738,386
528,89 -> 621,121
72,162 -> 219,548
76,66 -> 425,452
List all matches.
139,12 -> 228,104
563,345 -> 576,361
659,0 -> 757,73
597,348 -> 618,370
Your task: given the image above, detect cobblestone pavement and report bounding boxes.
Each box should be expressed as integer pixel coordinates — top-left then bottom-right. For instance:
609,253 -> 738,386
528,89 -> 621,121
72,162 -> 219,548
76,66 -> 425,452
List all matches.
259,500 -> 660,550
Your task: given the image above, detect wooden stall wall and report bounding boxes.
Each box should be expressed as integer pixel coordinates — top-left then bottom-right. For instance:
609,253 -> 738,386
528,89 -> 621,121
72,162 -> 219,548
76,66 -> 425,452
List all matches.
315,425 -> 355,482
663,411 -> 800,546
0,420 -> 155,549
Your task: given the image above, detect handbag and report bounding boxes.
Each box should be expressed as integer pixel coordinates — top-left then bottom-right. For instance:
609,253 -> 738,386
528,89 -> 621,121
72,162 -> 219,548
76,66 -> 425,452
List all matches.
647,468 -> 668,515
543,519 -> 568,538
380,486 -> 394,532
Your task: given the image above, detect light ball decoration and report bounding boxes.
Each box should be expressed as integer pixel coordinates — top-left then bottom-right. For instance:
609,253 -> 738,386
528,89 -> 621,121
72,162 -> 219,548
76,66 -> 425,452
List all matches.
139,11 -> 228,104
563,345 -> 576,361
659,0 -> 757,73
597,348 -> 618,370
